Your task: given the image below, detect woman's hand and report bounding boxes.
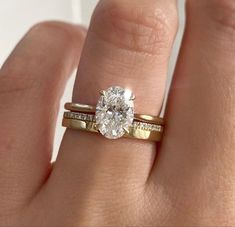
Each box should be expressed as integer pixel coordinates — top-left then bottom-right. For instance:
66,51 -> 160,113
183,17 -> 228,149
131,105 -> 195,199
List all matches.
0,0 -> 234,226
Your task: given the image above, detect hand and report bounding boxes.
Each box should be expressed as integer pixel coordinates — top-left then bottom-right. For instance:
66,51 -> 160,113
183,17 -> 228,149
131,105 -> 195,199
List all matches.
0,0 -> 234,226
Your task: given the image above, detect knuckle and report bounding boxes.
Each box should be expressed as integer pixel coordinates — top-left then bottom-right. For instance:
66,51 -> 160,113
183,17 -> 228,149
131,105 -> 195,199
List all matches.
90,1 -> 177,55
0,72 -> 36,97
0,21 -> 83,98
210,0 -> 235,29
200,0 -> 235,34
28,21 -> 79,50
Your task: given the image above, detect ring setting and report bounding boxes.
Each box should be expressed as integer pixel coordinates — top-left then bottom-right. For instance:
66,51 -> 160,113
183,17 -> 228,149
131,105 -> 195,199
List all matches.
62,86 -> 164,141
96,86 -> 134,139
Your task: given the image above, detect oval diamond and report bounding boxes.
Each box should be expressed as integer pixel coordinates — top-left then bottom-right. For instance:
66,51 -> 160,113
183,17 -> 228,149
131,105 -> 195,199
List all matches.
95,86 -> 134,139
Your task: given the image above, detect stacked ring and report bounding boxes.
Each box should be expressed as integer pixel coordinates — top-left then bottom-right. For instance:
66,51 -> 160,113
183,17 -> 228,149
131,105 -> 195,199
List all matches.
64,103 -> 165,125
62,86 -> 164,141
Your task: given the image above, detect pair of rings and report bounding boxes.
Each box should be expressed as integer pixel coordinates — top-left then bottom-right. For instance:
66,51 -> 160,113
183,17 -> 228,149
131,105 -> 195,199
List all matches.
62,86 -> 164,142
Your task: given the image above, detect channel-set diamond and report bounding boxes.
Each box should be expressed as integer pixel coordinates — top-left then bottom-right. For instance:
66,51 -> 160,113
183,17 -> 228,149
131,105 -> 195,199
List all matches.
95,86 -> 134,139
64,112 -> 163,133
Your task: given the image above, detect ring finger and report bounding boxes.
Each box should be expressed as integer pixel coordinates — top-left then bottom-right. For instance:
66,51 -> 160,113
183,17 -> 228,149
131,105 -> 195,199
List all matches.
41,0 -> 178,224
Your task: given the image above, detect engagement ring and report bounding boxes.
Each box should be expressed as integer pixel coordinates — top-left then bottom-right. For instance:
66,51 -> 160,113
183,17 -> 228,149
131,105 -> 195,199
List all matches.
62,86 -> 164,141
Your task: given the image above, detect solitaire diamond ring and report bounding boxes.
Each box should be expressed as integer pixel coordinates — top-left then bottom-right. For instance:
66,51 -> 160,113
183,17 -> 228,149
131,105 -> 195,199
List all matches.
62,86 -> 164,141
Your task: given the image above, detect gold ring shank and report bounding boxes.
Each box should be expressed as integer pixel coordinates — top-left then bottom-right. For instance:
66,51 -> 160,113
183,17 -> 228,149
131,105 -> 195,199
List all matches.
65,103 -> 95,113
62,118 -> 163,142
65,102 -> 164,125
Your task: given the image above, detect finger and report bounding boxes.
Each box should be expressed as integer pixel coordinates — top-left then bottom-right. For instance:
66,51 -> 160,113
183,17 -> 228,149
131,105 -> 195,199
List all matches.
0,22 -> 86,211
43,0 -> 178,220
149,0 -> 235,222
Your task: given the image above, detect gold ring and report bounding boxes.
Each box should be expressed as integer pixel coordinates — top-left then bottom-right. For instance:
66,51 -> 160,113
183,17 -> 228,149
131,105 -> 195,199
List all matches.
64,103 -> 164,125
63,115 -> 163,142
63,86 -> 164,141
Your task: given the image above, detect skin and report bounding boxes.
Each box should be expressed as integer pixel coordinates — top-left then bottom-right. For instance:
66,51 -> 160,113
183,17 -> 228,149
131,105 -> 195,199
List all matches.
0,0 -> 234,226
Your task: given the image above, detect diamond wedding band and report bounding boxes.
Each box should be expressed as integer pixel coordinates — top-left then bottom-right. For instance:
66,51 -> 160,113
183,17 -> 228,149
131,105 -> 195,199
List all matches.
62,86 -> 164,141
64,103 -> 165,125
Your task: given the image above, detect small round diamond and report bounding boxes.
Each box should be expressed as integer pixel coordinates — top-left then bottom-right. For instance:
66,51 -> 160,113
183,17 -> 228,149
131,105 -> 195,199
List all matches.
95,86 -> 134,139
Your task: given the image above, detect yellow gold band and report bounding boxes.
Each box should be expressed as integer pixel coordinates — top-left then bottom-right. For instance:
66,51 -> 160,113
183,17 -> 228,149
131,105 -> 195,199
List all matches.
65,103 -> 95,113
62,118 -> 163,142
64,102 -> 164,125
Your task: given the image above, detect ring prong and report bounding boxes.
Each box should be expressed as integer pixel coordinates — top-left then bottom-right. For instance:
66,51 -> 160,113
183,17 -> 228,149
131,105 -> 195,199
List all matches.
130,94 -> 136,100
94,123 -> 100,131
124,127 -> 130,134
100,90 -> 106,96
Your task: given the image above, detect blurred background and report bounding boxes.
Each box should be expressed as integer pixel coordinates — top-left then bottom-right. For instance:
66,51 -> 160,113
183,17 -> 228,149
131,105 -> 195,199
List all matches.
0,0 -> 185,160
